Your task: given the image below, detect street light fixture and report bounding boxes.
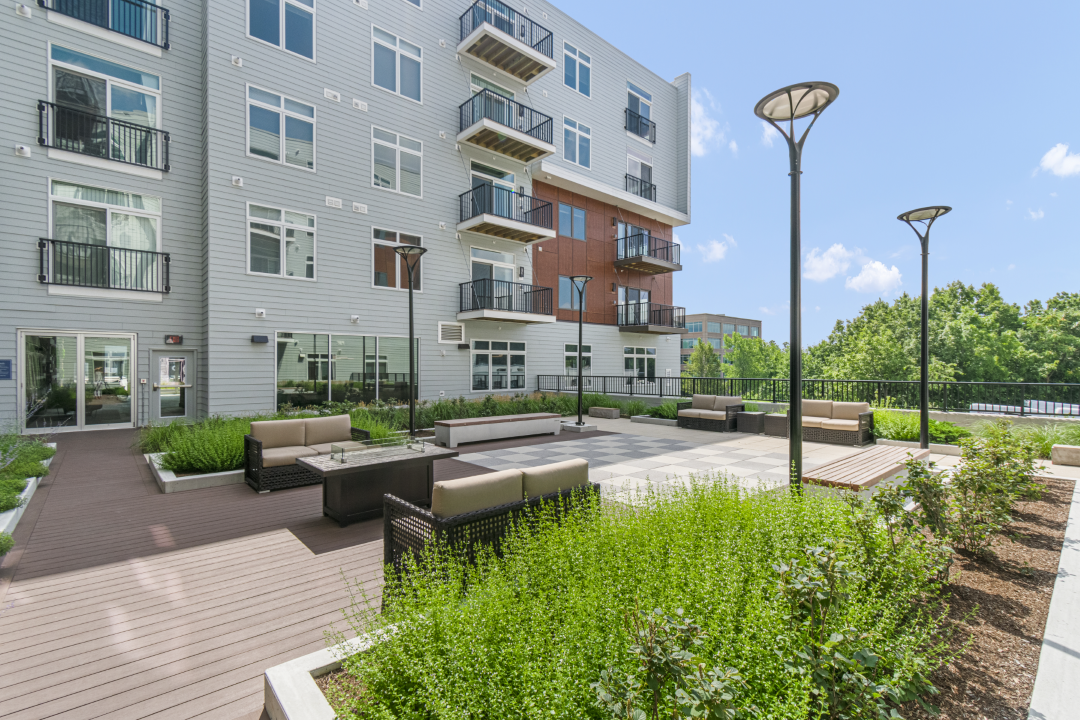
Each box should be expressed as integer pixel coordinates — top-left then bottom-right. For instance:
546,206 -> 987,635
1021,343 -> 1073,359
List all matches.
754,81 -> 839,491
393,244 -> 428,438
568,275 -> 592,426
897,206 -> 951,450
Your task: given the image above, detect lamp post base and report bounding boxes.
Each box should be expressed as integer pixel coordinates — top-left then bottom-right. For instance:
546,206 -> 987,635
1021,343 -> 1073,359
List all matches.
561,421 -> 597,433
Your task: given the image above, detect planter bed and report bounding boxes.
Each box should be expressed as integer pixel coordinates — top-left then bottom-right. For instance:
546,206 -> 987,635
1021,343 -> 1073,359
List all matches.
629,414 -> 677,426
0,443 -> 55,536
145,453 -> 245,493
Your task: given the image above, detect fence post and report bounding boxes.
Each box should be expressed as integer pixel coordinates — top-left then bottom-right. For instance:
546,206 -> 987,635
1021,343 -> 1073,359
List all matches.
1020,385 -> 1025,417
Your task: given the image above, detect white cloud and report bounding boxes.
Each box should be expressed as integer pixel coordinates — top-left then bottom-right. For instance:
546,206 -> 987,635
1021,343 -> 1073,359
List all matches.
845,261 -> 902,294
815,306 -> 821,311
1039,143 -> 1080,177
1028,208 -> 1045,220
804,244 -> 854,281
761,121 -> 780,148
696,238 -> 730,262
1008,264 -> 1016,271
1006,199 -> 1013,206
722,233 -> 737,248
728,140 -> 738,155
1051,192 -> 1058,197
691,89 -> 722,157
759,306 -> 776,316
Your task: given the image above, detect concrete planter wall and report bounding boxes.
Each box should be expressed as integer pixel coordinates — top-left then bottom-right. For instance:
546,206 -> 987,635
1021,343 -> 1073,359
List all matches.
589,407 -> 620,419
630,415 -> 677,427
264,635 -> 382,720
0,443 -> 56,536
145,453 -> 245,493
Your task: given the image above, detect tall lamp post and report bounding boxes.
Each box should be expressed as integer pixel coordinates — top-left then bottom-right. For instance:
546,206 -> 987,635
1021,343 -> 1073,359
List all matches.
568,275 -> 592,426
897,206 -> 951,450
393,245 -> 428,438
754,81 -> 839,490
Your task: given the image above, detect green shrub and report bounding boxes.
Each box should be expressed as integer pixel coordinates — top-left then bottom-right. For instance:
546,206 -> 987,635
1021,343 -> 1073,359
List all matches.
973,420 -> 1080,460
0,437 -> 55,513
0,532 -> 13,557
872,409 -> 970,445
155,417 -> 251,474
624,400 -> 648,417
648,401 -> 680,419
742,402 -> 759,412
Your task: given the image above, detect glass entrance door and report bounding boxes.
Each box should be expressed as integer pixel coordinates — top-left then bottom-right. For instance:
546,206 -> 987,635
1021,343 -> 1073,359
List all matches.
151,349 -> 195,422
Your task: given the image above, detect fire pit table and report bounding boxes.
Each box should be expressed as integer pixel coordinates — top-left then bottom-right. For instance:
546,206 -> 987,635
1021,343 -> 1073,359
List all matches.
298,438 -> 458,527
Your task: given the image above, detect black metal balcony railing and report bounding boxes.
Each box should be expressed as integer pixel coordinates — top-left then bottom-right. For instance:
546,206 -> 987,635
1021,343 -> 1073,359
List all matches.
617,302 -> 686,329
39,101 -> 170,171
38,0 -> 170,49
625,174 -> 657,202
459,0 -> 554,58
459,185 -> 553,228
625,107 -> 656,143
460,279 -> 553,316
39,238 -> 171,293
618,234 -> 681,265
459,89 -> 553,144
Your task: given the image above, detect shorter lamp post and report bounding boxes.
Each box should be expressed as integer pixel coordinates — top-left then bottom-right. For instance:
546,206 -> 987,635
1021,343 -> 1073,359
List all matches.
393,244 -> 428,438
568,275 -> 592,426
897,206 -> 951,450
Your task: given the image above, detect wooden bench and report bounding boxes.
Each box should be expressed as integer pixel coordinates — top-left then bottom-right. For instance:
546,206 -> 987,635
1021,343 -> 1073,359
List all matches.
802,445 -> 930,493
433,412 -> 563,448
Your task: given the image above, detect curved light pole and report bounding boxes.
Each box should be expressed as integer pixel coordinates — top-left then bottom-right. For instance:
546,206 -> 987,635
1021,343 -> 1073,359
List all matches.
568,275 -> 592,426
897,206 -> 951,450
393,244 -> 428,438
754,81 -> 839,491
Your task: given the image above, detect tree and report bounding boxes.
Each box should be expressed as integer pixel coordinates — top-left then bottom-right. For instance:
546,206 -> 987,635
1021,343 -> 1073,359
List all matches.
682,339 -> 722,377
724,334 -> 788,378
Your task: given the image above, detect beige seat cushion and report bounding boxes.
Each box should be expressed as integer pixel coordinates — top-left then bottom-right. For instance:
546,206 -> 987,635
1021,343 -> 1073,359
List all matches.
522,459 -> 589,498
262,446 -> 319,468
251,419 -> 306,449
832,402 -> 870,421
802,399 -> 833,419
304,414 -> 352,446
431,469 -> 523,518
691,394 -> 715,410
821,418 -> 860,431
801,416 -> 826,428
678,409 -> 704,418
306,442 -> 340,455
711,396 -> 743,411
696,410 -> 727,420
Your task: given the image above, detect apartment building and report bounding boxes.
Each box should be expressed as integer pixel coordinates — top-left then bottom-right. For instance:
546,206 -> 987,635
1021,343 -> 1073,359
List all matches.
1,0 -> 691,432
680,314 -> 762,371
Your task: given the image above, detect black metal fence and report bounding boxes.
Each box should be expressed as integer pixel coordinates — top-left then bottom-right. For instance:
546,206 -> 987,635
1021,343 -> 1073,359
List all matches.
459,89 -> 553,144
39,238 -> 171,293
460,279 -> 552,316
617,302 -> 686,329
38,101 -> 170,171
625,173 -> 657,202
618,234 -> 680,265
459,0 -> 554,58
459,185 -> 552,228
625,107 -> 656,143
538,375 -> 684,397
39,0 -> 170,48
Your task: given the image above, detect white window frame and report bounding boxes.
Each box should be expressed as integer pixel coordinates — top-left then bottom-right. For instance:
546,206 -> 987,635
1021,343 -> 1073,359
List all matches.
48,44 -> 163,129
563,42 -> 591,98
400,0 -> 421,7
563,117 -> 591,170
563,343 -> 592,375
245,202 -> 317,281
470,339 -> 527,393
245,84 -> 316,172
623,345 -> 657,377
371,126 -> 423,198
626,153 -> 652,181
246,0 -> 317,63
48,178 -> 163,252
273,332 -> 417,406
370,25 -> 423,104
470,246 -> 516,279
470,73 -> 514,99
371,227 -> 424,292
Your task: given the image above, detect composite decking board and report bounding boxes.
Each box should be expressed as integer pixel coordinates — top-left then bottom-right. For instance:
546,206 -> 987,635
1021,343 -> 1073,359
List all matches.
803,447 -> 930,489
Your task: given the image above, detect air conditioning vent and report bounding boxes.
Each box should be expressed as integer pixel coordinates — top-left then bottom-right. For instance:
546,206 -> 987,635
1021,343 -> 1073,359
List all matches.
439,322 -> 465,344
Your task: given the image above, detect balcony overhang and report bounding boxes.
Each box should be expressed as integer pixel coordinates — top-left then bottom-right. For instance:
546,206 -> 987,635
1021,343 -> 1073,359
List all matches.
457,214 -> 555,244
457,23 -> 556,85
457,118 -> 555,163
614,256 -> 683,275
535,160 -> 690,227
619,324 -> 690,335
457,309 -> 556,324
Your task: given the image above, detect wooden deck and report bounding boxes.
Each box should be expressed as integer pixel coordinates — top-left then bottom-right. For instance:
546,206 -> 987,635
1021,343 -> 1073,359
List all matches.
802,445 -> 931,491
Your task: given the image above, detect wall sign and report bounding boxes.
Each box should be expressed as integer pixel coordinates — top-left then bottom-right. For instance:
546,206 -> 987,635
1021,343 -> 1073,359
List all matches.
164,335 -> 183,345
0,360 -> 11,380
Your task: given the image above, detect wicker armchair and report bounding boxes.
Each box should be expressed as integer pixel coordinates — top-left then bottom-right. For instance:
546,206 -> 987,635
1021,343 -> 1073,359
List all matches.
244,425 -> 371,493
675,400 -> 743,432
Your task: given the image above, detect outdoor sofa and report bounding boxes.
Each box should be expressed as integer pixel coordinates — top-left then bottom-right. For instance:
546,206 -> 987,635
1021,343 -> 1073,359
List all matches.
676,395 -> 745,432
243,415 -> 371,492
765,400 -> 873,446
384,458 -> 598,573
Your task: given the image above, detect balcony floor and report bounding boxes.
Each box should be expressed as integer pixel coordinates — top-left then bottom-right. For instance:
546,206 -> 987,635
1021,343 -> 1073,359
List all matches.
457,24 -> 555,84
619,324 -> 690,335
457,308 -> 555,324
457,119 -> 555,163
457,214 -> 555,244
613,256 -> 683,275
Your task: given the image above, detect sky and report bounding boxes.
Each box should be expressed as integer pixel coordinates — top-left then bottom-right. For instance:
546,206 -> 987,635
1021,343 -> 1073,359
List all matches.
564,0 -> 1079,345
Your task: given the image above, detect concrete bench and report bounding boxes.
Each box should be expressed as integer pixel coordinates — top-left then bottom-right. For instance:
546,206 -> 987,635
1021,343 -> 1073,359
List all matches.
802,445 -> 930,496
433,413 -> 562,448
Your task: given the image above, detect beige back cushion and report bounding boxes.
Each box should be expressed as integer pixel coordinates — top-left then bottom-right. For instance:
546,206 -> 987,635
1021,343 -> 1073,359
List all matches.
522,459 -> 589,498
691,394 -> 715,410
712,395 -> 743,411
250,419 -> 306,449
832,402 -> 870,421
430,470 -> 523,518
802,399 -> 833,418
305,414 -> 352,446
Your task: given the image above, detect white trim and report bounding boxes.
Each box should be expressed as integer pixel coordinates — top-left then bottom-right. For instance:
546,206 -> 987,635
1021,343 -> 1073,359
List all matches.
398,0 -> 422,9
456,214 -> 555,243
370,125 -> 423,198
46,10 -> 163,57
47,285 -> 164,302
46,148 -> 164,180
456,309 -> 555,324
562,41 -> 592,99
538,159 -> 690,227
245,202 -> 318,282
245,83 -> 317,173
370,24 -> 423,105
456,118 -> 555,161
370,227 -> 424,292
245,0 -> 317,63
469,339 -> 528,393
455,23 -> 555,86
437,321 -> 464,344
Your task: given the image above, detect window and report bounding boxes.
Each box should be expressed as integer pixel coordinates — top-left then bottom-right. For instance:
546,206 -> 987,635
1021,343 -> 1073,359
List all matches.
247,86 -> 315,170
723,323 -> 735,334
558,203 -> 586,240
680,338 -> 697,349
563,117 -> 591,169
471,340 -> 526,391
564,343 -> 592,374
709,336 -> 724,348
372,26 -> 422,103
623,346 -> 656,379
247,204 -> 315,279
371,127 -> 422,197
627,81 -> 652,138
559,276 -> 588,311
470,74 -> 513,99
275,333 -> 416,408
751,326 -> 759,338
681,354 -> 691,365
686,321 -> 702,333
707,321 -> 721,334
617,286 -> 650,304
372,228 -> 422,290
563,42 -> 591,97
401,0 -> 421,6
249,0 -> 314,60
471,247 -> 515,283
737,324 -> 749,335
627,153 -> 652,185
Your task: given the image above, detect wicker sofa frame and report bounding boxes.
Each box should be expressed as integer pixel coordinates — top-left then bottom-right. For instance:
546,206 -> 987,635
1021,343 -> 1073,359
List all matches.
243,426 -> 371,493
764,411 -> 874,447
675,401 -> 744,432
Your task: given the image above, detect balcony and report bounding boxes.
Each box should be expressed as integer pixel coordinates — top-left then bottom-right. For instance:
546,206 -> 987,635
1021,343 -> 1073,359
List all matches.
39,101 -> 170,171
458,185 -> 555,244
38,0 -> 170,49
625,108 -> 656,143
458,0 -> 556,84
458,90 -> 555,163
617,302 -> 688,335
458,279 -> 555,324
615,234 -> 682,275
625,174 -> 656,202
38,238 -> 171,294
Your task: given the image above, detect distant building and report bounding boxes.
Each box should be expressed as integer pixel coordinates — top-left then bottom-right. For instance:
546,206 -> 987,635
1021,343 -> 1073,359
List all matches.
680,314 -> 762,373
